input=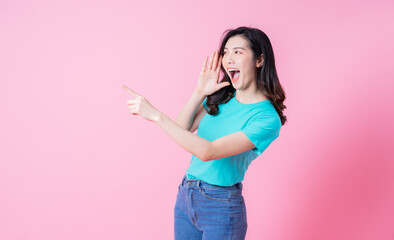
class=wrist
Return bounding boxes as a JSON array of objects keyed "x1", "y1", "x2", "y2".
[
  {"x1": 154, "y1": 111, "x2": 164, "y2": 123},
  {"x1": 193, "y1": 88, "x2": 207, "y2": 100}
]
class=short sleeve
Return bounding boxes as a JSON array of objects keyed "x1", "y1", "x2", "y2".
[
  {"x1": 241, "y1": 116, "x2": 281, "y2": 155},
  {"x1": 202, "y1": 97, "x2": 208, "y2": 110}
]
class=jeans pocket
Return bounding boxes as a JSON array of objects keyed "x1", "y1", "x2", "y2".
[
  {"x1": 199, "y1": 188, "x2": 232, "y2": 201},
  {"x1": 229, "y1": 190, "x2": 245, "y2": 201}
]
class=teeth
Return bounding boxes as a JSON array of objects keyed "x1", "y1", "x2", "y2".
[{"x1": 228, "y1": 69, "x2": 239, "y2": 79}]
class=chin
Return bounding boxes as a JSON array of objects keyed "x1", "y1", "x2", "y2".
[{"x1": 232, "y1": 84, "x2": 241, "y2": 90}]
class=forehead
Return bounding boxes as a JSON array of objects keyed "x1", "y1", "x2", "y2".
[{"x1": 224, "y1": 35, "x2": 249, "y2": 49}]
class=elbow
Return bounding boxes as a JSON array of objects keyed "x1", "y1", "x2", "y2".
[
  {"x1": 199, "y1": 155, "x2": 210, "y2": 162},
  {"x1": 200, "y1": 143, "x2": 214, "y2": 162},
  {"x1": 197, "y1": 152, "x2": 208, "y2": 162},
  {"x1": 199, "y1": 155, "x2": 209, "y2": 162}
]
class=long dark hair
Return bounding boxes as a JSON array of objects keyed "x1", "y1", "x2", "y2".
[{"x1": 205, "y1": 26, "x2": 287, "y2": 125}]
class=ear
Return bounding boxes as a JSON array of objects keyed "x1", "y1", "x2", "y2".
[{"x1": 255, "y1": 54, "x2": 264, "y2": 68}]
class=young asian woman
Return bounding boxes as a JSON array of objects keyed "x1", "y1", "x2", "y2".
[{"x1": 123, "y1": 26, "x2": 287, "y2": 240}]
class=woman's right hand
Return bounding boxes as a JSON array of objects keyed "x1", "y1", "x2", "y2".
[{"x1": 196, "y1": 49, "x2": 230, "y2": 96}]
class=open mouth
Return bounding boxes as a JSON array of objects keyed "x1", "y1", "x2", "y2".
[{"x1": 229, "y1": 70, "x2": 240, "y2": 82}]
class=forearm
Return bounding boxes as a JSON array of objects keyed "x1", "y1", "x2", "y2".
[
  {"x1": 175, "y1": 89, "x2": 206, "y2": 131},
  {"x1": 156, "y1": 110, "x2": 211, "y2": 161}
]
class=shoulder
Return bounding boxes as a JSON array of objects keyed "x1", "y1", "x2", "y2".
[{"x1": 248, "y1": 104, "x2": 282, "y2": 129}]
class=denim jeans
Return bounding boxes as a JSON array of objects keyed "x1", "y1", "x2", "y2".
[{"x1": 174, "y1": 175, "x2": 247, "y2": 240}]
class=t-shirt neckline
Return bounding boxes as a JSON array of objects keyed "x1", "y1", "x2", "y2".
[{"x1": 233, "y1": 90, "x2": 270, "y2": 107}]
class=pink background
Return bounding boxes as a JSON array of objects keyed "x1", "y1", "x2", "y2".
[{"x1": 1, "y1": 0, "x2": 393, "y2": 239}]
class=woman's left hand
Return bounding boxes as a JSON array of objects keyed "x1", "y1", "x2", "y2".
[{"x1": 122, "y1": 84, "x2": 161, "y2": 122}]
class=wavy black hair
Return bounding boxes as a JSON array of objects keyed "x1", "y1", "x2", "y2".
[{"x1": 205, "y1": 26, "x2": 287, "y2": 125}]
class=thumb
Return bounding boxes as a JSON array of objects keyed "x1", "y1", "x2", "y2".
[{"x1": 217, "y1": 82, "x2": 231, "y2": 89}]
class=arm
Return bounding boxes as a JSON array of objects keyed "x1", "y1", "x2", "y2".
[
  {"x1": 123, "y1": 49, "x2": 237, "y2": 160},
  {"x1": 175, "y1": 49, "x2": 228, "y2": 132},
  {"x1": 175, "y1": 89, "x2": 206, "y2": 132},
  {"x1": 122, "y1": 85, "x2": 255, "y2": 161},
  {"x1": 156, "y1": 112, "x2": 255, "y2": 161},
  {"x1": 189, "y1": 103, "x2": 207, "y2": 133}
]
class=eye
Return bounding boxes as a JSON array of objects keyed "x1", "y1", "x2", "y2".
[{"x1": 223, "y1": 51, "x2": 240, "y2": 55}]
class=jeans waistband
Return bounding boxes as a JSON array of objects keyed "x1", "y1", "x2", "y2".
[{"x1": 180, "y1": 175, "x2": 243, "y2": 191}]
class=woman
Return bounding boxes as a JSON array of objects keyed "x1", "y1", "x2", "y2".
[{"x1": 123, "y1": 26, "x2": 287, "y2": 240}]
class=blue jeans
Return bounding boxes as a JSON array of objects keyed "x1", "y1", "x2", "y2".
[{"x1": 174, "y1": 175, "x2": 247, "y2": 240}]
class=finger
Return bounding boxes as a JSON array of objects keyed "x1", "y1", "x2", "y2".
[
  {"x1": 215, "y1": 53, "x2": 222, "y2": 71},
  {"x1": 122, "y1": 84, "x2": 140, "y2": 97},
  {"x1": 210, "y1": 50, "x2": 217, "y2": 70},
  {"x1": 129, "y1": 108, "x2": 138, "y2": 115},
  {"x1": 217, "y1": 81, "x2": 231, "y2": 89},
  {"x1": 128, "y1": 105, "x2": 138, "y2": 112},
  {"x1": 201, "y1": 55, "x2": 208, "y2": 72},
  {"x1": 212, "y1": 49, "x2": 219, "y2": 71},
  {"x1": 208, "y1": 50, "x2": 215, "y2": 70},
  {"x1": 126, "y1": 99, "x2": 139, "y2": 104}
]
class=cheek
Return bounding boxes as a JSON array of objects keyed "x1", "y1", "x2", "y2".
[
  {"x1": 239, "y1": 61, "x2": 249, "y2": 73},
  {"x1": 242, "y1": 59, "x2": 256, "y2": 73}
]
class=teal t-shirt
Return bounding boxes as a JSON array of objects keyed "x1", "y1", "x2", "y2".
[{"x1": 185, "y1": 90, "x2": 282, "y2": 186}]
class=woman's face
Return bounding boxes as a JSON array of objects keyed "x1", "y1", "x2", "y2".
[{"x1": 222, "y1": 35, "x2": 263, "y2": 90}]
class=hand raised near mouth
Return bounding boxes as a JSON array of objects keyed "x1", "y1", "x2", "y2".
[{"x1": 196, "y1": 49, "x2": 230, "y2": 96}]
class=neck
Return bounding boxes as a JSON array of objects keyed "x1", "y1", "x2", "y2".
[{"x1": 235, "y1": 87, "x2": 268, "y2": 104}]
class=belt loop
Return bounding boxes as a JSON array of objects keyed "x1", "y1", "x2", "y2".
[
  {"x1": 196, "y1": 180, "x2": 201, "y2": 189},
  {"x1": 182, "y1": 175, "x2": 186, "y2": 186},
  {"x1": 237, "y1": 182, "x2": 243, "y2": 191}
]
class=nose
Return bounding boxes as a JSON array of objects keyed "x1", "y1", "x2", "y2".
[{"x1": 225, "y1": 53, "x2": 235, "y2": 65}]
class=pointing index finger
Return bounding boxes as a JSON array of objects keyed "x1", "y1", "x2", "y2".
[{"x1": 122, "y1": 84, "x2": 139, "y2": 97}]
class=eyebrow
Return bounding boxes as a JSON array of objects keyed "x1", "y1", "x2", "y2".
[{"x1": 224, "y1": 47, "x2": 246, "y2": 50}]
